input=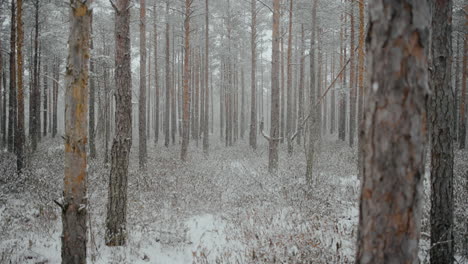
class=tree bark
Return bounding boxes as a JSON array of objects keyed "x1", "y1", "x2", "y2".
[
  {"x1": 8, "y1": 0, "x2": 16, "y2": 154},
  {"x1": 62, "y1": 1, "x2": 91, "y2": 262},
  {"x1": 106, "y1": 0, "x2": 132, "y2": 246},
  {"x1": 460, "y1": 24, "x2": 467, "y2": 149},
  {"x1": 430, "y1": 1, "x2": 454, "y2": 263},
  {"x1": 355, "y1": 0, "x2": 430, "y2": 262},
  {"x1": 16, "y1": 0, "x2": 25, "y2": 172},
  {"x1": 306, "y1": 0, "x2": 318, "y2": 184},
  {"x1": 286, "y1": 0, "x2": 293, "y2": 155},
  {"x1": 43, "y1": 63, "x2": 48, "y2": 137},
  {"x1": 153, "y1": 2, "x2": 159, "y2": 145},
  {"x1": 357, "y1": 0, "x2": 365, "y2": 179},
  {"x1": 181, "y1": 0, "x2": 191, "y2": 161},
  {"x1": 30, "y1": 0, "x2": 40, "y2": 151},
  {"x1": 249, "y1": 0, "x2": 257, "y2": 150},
  {"x1": 349, "y1": 0, "x2": 356, "y2": 147},
  {"x1": 203, "y1": 0, "x2": 209, "y2": 153},
  {"x1": 89, "y1": 13, "x2": 96, "y2": 159},
  {"x1": 139, "y1": 0, "x2": 147, "y2": 168},
  {"x1": 164, "y1": 0, "x2": 170, "y2": 148},
  {"x1": 338, "y1": 3, "x2": 346, "y2": 142}
]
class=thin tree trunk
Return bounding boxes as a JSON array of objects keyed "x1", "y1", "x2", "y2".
[
  {"x1": 240, "y1": 67, "x2": 245, "y2": 139},
  {"x1": 280, "y1": 25, "x2": 285, "y2": 144},
  {"x1": 355, "y1": 0, "x2": 430, "y2": 262},
  {"x1": 153, "y1": 2, "x2": 159, "y2": 145},
  {"x1": 460, "y1": 27, "x2": 467, "y2": 149},
  {"x1": 357, "y1": 0, "x2": 365, "y2": 179},
  {"x1": 164, "y1": 0, "x2": 170, "y2": 148},
  {"x1": 181, "y1": 0, "x2": 191, "y2": 161},
  {"x1": 306, "y1": 0, "x2": 317, "y2": 184},
  {"x1": 88, "y1": 12, "x2": 96, "y2": 159},
  {"x1": 286, "y1": 0, "x2": 293, "y2": 155},
  {"x1": 30, "y1": 0, "x2": 39, "y2": 151},
  {"x1": 43, "y1": 63, "x2": 48, "y2": 137},
  {"x1": 203, "y1": 0, "x2": 209, "y2": 153},
  {"x1": 8, "y1": 0, "x2": 16, "y2": 153},
  {"x1": 106, "y1": 0, "x2": 132, "y2": 246},
  {"x1": 338, "y1": 3, "x2": 346, "y2": 142},
  {"x1": 139, "y1": 0, "x2": 147, "y2": 168},
  {"x1": 16, "y1": 0, "x2": 25, "y2": 172},
  {"x1": 249, "y1": 0, "x2": 257, "y2": 150},
  {"x1": 52, "y1": 58, "x2": 59, "y2": 138},
  {"x1": 61, "y1": 1, "x2": 91, "y2": 262},
  {"x1": 349, "y1": 0, "x2": 356, "y2": 147}
]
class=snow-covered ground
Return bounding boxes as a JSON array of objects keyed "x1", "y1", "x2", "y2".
[{"x1": 0, "y1": 137, "x2": 467, "y2": 263}]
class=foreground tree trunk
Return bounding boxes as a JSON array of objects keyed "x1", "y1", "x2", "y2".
[
  {"x1": 30, "y1": 0, "x2": 40, "y2": 151},
  {"x1": 430, "y1": 1, "x2": 454, "y2": 263},
  {"x1": 249, "y1": 0, "x2": 257, "y2": 150},
  {"x1": 180, "y1": 0, "x2": 191, "y2": 161},
  {"x1": 61, "y1": 1, "x2": 91, "y2": 262},
  {"x1": 268, "y1": 0, "x2": 280, "y2": 172},
  {"x1": 139, "y1": 0, "x2": 147, "y2": 168},
  {"x1": 348, "y1": 0, "x2": 356, "y2": 147},
  {"x1": 16, "y1": 0, "x2": 25, "y2": 172},
  {"x1": 106, "y1": 0, "x2": 132, "y2": 246},
  {"x1": 355, "y1": 0, "x2": 430, "y2": 263}
]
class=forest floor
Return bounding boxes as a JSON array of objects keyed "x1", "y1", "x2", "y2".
[{"x1": 0, "y1": 136, "x2": 467, "y2": 264}]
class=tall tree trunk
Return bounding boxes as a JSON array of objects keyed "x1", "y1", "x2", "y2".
[
  {"x1": 62, "y1": 1, "x2": 91, "y2": 262},
  {"x1": 164, "y1": 0, "x2": 170, "y2": 148},
  {"x1": 330, "y1": 32, "x2": 336, "y2": 135},
  {"x1": 280, "y1": 25, "x2": 285, "y2": 144},
  {"x1": 203, "y1": 0, "x2": 209, "y2": 153},
  {"x1": 153, "y1": 2, "x2": 159, "y2": 145},
  {"x1": 454, "y1": 34, "x2": 460, "y2": 141},
  {"x1": 348, "y1": 0, "x2": 356, "y2": 147},
  {"x1": 8, "y1": 0, "x2": 16, "y2": 154},
  {"x1": 306, "y1": 0, "x2": 317, "y2": 184},
  {"x1": 30, "y1": 0, "x2": 39, "y2": 151},
  {"x1": 286, "y1": 0, "x2": 293, "y2": 155},
  {"x1": 89, "y1": 14, "x2": 96, "y2": 159},
  {"x1": 1, "y1": 69, "x2": 5, "y2": 148},
  {"x1": 52, "y1": 58, "x2": 59, "y2": 138},
  {"x1": 249, "y1": 0, "x2": 257, "y2": 150},
  {"x1": 355, "y1": 0, "x2": 430, "y2": 262},
  {"x1": 43, "y1": 63, "x2": 48, "y2": 137},
  {"x1": 338, "y1": 4, "x2": 346, "y2": 142},
  {"x1": 16, "y1": 0, "x2": 25, "y2": 172},
  {"x1": 106, "y1": 0, "x2": 132, "y2": 246},
  {"x1": 357, "y1": 0, "x2": 365, "y2": 179},
  {"x1": 460, "y1": 26, "x2": 467, "y2": 149},
  {"x1": 268, "y1": 0, "x2": 280, "y2": 171},
  {"x1": 181, "y1": 0, "x2": 191, "y2": 161},
  {"x1": 240, "y1": 67, "x2": 245, "y2": 139},
  {"x1": 430, "y1": 1, "x2": 454, "y2": 263},
  {"x1": 139, "y1": 0, "x2": 147, "y2": 168},
  {"x1": 171, "y1": 34, "x2": 176, "y2": 145}
]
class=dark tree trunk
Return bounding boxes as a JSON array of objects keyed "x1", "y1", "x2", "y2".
[
  {"x1": 52, "y1": 58, "x2": 59, "y2": 138},
  {"x1": 16, "y1": 0, "x2": 25, "y2": 172},
  {"x1": 460, "y1": 27, "x2": 467, "y2": 149},
  {"x1": 43, "y1": 63, "x2": 48, "y2": 137},
  {"x1": 89, "y1": 14, "x2": 96, "y2": 159},
  {"x1": 62, "y1": 1, "x2": 91, "y2": 263},
  {"x1": 106, "y1": 0, "x2": 132, "y2": 247},
  {"x1": 8, "y1": 0, "x2": 16, "y2": 154},
  {"x1": 430, "y1": 1, "x2": 454, "y2": 263},
  {"x1": 355, "y1": 0, "x2": 430, "y2": 262},
  {"x1": 30, "y1": 0, "x2": 39, "y2": 151},
  {"x1": 297, "y1": 24, "x2": 304, "y2": 145},
  {"x1": 139, "y1": 0, "x2": 147, "y2": 168}
]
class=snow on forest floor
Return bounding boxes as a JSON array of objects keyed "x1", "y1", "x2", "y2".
[{"x1": 0, "y1": 137, "x2": 467, "y2": 264}]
